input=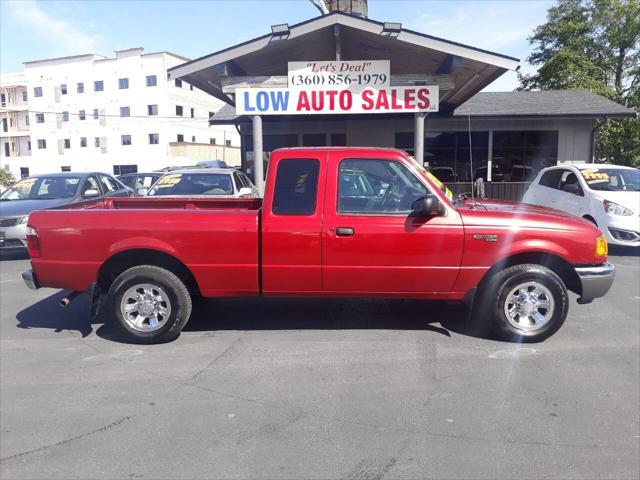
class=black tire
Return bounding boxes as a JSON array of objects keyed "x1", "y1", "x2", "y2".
[
  {"x1": 106, "y1": 265, "x2": 192, "y2": 344},
  {"x1": 477, "y1": 264, "x2": 569, "y2": 342}
]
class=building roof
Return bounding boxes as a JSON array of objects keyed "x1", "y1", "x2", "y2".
[
  {"x1": 168, "y1": 11, "x2": 520, "y2": 111},
  {"x1": 454, "y1": 90, "x2": 636, "y2": 119},
  {"x1": 209, "y1": 90, "x2": 636, "y2": 125}
]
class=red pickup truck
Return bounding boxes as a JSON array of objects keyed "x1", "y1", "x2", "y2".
[{"x1": 22, "y1": 147, "x2": 614, "y2": 344}]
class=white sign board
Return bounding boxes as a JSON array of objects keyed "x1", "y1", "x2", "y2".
[
  {"x1": 288, "y1": 60, "x2": 390, "y2": 90},
  {"x1": 235, "y1": 86, "x2": 439, "y2": 115}
]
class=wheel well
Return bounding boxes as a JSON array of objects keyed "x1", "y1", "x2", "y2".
[
  {"x1": 479, "y1": 252, "x2": 581, "y2": 296},
  {"x1": 97, "y1": 249, "x2": 201, "y2": 296},
  {"x1": 583, "y1": 215, "x2": 597, "y2": 226}
]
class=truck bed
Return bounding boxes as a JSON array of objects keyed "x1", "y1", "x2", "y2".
[{"x1": 29, "y1": 197, "x2": 262, "y2": 296}]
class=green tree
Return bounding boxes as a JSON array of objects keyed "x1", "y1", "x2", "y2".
[
  {"x1": 0, "y1": 168, "x2": 14, "y2": 186},
  {"x1": 520, "y1": 0, "x2": 640, "y2": 165}
]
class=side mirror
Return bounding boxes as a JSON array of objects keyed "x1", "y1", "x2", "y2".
[
  {"x1": 411, "y1": 194, "x2": 442, "y2": 217},
  {"x1": 82, "y1": 188, "x2": 100, "y2": 198},
  {"x1": 238, "y1": 187, "x2": 253, "y2": 197},
  {"x1": 562, "y1": 183, "x2": 583, "y2": 196},
  {"x1": 136, "y1": 188, "x2": 149, "y2": 196}
]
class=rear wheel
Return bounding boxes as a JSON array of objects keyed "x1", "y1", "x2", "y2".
[
  {"x1": 106, "y1": 265, "x2": 192, "y2": 344},
  {"x1": 479, "y1": 264, "x2": 569, "y2": 342}
]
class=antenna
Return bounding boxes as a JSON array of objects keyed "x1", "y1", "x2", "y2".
[{"x1": 467, "y1": 103, "x2": 475, "y2": 207}]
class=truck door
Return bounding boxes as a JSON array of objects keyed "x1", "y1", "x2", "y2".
[
  {"x1": 261, "y1": 152, "x2": 326, "y2": 294},
  {"x1": 322, "y1": 153, "x2": 464, "y2": 295}
]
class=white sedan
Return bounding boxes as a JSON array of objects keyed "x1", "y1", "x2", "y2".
[{"x1": 522, "y1": 164, "x2": 640, "y2": 247}]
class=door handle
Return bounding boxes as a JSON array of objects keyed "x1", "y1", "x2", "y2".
[{"x1": 335, "y1": 227, "x2": 354, "y2": 236}]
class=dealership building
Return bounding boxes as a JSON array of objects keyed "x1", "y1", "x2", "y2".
[{"x1": 167, "y1": 9, "x2": 635, "y2": 196}]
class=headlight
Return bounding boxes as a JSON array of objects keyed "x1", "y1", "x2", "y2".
[
  {"x1": 17, "y1": 215, "x2": 29, "y2": 225},
  {"x1": 603, "y1": 200, "x2": 633, "y2": 216}
]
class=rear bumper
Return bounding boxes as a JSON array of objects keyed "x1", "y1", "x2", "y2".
[
  {"x1": 22, "y1": 269, "x2": 40, "y2": 290},
  {"x1": 575, "y1": 263, "x2": 615, "y2": 304}
]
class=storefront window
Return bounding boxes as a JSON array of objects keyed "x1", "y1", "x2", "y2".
[{"x1": 492, "y1": 131, "x2": 558, "y2": 181}]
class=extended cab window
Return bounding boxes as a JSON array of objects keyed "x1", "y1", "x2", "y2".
[
  {"x1": 272, "y1": 159, "x2": 319, "y2": 215},
  {"x1": 338, "y1": 159, "x2": 427, "y2": 214}
]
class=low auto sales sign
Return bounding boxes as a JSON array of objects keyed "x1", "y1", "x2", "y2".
[{"x1": 235, "y1": 60, "x2": 439, "y2": 115}]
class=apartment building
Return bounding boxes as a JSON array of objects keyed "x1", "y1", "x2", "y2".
[
  {"x1": 0, "y1": 48, "x2": 239, "y2": 178},
  {"x1": 0, "y1": 72, "x2": 31, "y2": 176}
]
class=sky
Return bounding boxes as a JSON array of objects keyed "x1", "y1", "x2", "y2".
[{"x1": 0, "y1": 0, "x2": 556, "y2": 92}]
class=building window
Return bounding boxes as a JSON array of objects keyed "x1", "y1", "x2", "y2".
[
  {"x1": 33, "y1": 87, "x2": 43, "y2": 97},
  {"x1": 25, "y1": 115, "x2": 30, "y2": 126},
  {"x1": 3, "y1": 143, "x2": 9, "y2": 157},
  {"x1": 189, "y1": 84, "x2": 194, "y2": 91},
  {"x1": 492, "y1": 131, "x2": 559, "y2": 181},
  {"x1": 62, "y1": 111, "x2": 69, "y2": 122},
  {"x1": 22, "y1": 91, "x2": 28, "y2": 102},
  {"x1": 94, "y1": 80, "x2": 104, "y2": 92},
  {"x1": 190, "y1": 108, "x2": 195, "y2": 118},
  {"x1": 149, "y1": 133, "x2": 159, "y2": 144},
  {"x1": 118, "y1": 78, "x2": 129, "y2": 89},
  {"x1": 93, "y1": 109, "x2": 99, "y2": 120},
  {"x1": 120, "y1": 106, "x2": 130, "y2": 117},
  {"x1": 94, "y1": 137, "x2": 100, "y2": 147},
  {"x1": 37, "y1": 139, "x2": 46, "y2": 149},
  {"x1": 20, "y1": 167, "x2": 30, "y2": 178},
  {"x1": 303, "y1": 134, "x2": 326, "y2": 147},
  {"x1": 1, "y1": 118, "x2": 6, "y2": 132},
  {"x1": 225, "y1": 139, "x2": 232, "y2": 147},
  {"x1": 80, "y1": 137, "x2": 87, "y2": 147},
  {"x1": 27, "y1": 141, "x2": 31, "y2": 150},
  {"x1": 210, "y1": 138, "x2": 216, "y2": 145},
  {"x1": 177, "y1": 134, "x2": 184, "y2": 142},
  {"x1": 61, "y1": 166, "x2": 71, "y2": 172},
  {"x1": 175, "y1": 79, "x2": 182, "y2": 88},
  {"x1": 77, "y1": 82, "x2": 84, "y2": 93},
  {"x1": 113, "y1": 165, "x2": 138, "y2": 175},
  {"x1": 147, "y1": 104, "x2": 158, "y2": 116},
  {"x1": 175, "y1": 105, "x2": 183, "y2": 116},
  {"x1": 330, "y1": 133, "x2": 346, "y2": 146},
  {"x1": 63, "y1": 139, "x2": 71, "y2": 149},
  {"x1": 191, "y1": 135, "x2": 196, "y2": 142},
  {"x1": 121, "y1": 135, "x2": 132, "y2": 146},
  {"x1": 146, "y1": 75, "x2": 157, "y2": 87},
  {"x1": 60, "y1": 84, "x2": 68, "y2": 95},
  {"x1": 79, "y1": 110, "x2": 86, "y2": 120}
]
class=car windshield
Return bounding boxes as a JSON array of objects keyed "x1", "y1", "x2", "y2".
[
  {"x1": 579, "y1": 168, "x2": 640, "y2": 192},
  {"x1": 0, "y1": 176, "x2": 81, "y2": 201},
  {"x1": 147, "y1": 173, "x2": 234, "y2": 196}
]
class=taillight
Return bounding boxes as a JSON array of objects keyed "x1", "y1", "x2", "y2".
[{"x1": 26, "y1": 225, "x2": 41, "y2": 258}]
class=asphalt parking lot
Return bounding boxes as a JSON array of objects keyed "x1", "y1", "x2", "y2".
[{"x1": 0, "y1": 249, "x2": 638, "y2": 480}]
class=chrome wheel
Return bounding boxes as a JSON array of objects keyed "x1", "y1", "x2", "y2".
[
  {"x1": 120, "y1": 283, "x2": 172, "y2": 332},
  {"x1": 503, "y1": 281, "x2": 555, "y2": 333}
]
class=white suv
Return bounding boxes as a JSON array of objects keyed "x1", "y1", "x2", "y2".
[{"x1": 522, "y1": 164, "x2": 640, "y2": 247}]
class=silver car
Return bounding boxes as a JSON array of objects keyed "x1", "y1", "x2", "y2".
[
  {"x1": 145, "y1": 168, "x2": 259, "y2": 198},
  {"x1": 0, "y1": 172, "x2": 132, "y2": 250}
]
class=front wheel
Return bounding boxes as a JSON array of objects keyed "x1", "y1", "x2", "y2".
[
  {"x1": 106, "y1": 265, "x2": 192, "y2": 344},
  {"x1": 479, "y1": 264, "x2": 569, "y2": 342}
]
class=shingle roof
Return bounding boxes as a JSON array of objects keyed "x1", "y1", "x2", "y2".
[
  {"x1": 209, "y1": 90, "x2": 636, "y2": 124},
  {"x1": 454, "y1": 90, "x2": 636, "y2": 118}
]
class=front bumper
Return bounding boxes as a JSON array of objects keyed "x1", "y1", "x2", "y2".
[
  {"x1": 601, "y1": 216, "x2": 640, "y2": 247},
  {"x1": 22, "y1": 269, "x2": 40, "y2": 290},
  {"x1": 575, "y1": 263, "x2": 615, "y2": 304},
  {"x1": 0, "y1": 223, "x2": 27, "y2": 249}
]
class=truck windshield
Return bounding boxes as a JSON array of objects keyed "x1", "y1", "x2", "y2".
[
  {"x1": 147, "y1": 173, "x2": 234, "y2": 196},
  {"x1": 0, "y1": 177, "x2": 81, "y2": 201},
  {"x1": 579, "y1": 168, "x2": 640, "y2": 192}
]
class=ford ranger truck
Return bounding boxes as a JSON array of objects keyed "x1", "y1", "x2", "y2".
[{"x1": 22, "y1": 147, "x2": 615, "y2": 344}]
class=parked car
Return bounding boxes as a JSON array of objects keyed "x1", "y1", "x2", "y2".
[
  {"x1": 196, "y1": 160, "x2": 229, "y2": 168},
  {"x1": 23, "y1": 148, "x2": 613, "y2": 344},
  {"x1": 474, "y1": 165, "x2": 504, "y2": 182},
  {"x1": 430, "y1": 167, "x2": 459, "y2": 183},
  {"x1": 117, "y1": 173, "x2": 163, "y2": 196},
  {"x1": 522, "y1": 164, "x2": 640, "y2": 247},
  {"x1": 145, "y1": 168, "x2": 259, "y2": 198},
  {"x1": 0, "y1": 172, "x2": 132, "y2": 250}
]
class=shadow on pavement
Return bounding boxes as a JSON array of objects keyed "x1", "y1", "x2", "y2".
[
  {"x1": 16, "y1": 291, "x2": 501, "y2": 343},
  {"x1": 0, "y1": 249, "x2": 29, "y2": 261},
  {"x1": 609, "y1": 245, "x2": 640, "y2": 257}
]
